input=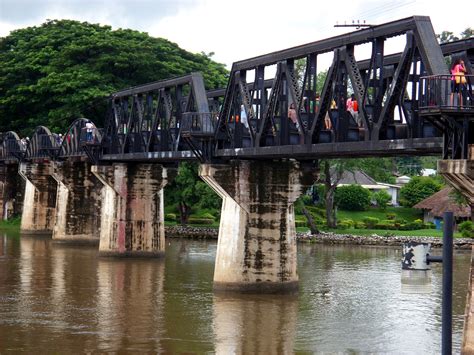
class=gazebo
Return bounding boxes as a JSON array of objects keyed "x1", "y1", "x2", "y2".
[{"x1": 414, "y1": 187, "x2": 472, "y2": 228}]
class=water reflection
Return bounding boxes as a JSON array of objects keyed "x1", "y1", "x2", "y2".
[
  {"x1": 0, "y1": 235, "x2": 471, "y2": 353},
  {"x1": 401, "y1": 269, "x2": 432, "y2": 294},
  {"x1": 0, "y1": 233, "x2": 5, "y2": 256},
  {"x1": 213, "y1": 294, "x2": 298, "y2": 354},
  {"x1": 96, "y1": 259, "x2": 166, "y2": 352}
]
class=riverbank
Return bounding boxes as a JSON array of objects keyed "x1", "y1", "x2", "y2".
[{"x1": 165, "y1": 225, "x2": 474, "y2": 250}]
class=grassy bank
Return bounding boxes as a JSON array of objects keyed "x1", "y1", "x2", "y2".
[
  {"x1": 319, "y1": 228, "x2": 462, "y2": 238},
  {"x1": 0, "y1": 217, "x2": 21, "y2": 231}
]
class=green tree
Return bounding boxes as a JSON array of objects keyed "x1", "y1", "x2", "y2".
[
  {"x1": 395, "y1": 156, "x2": 423, "y2": 176},
  {"x1": 165, "y1": 162, "x2": 221, "y2": 225},
  {"x1": 373, "y1": 190, "x2": 391, "y2": 210},
  {"x1": 399, "y1": 176, "x2": 443, "y2": 207},
  {"x1": 335, "y1": 184, "x2": 371, "y2": 211},
  {"x1": 0, "y1": 19, "x2": 228, "y2": 135}
]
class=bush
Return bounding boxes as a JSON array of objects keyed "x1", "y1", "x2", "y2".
[
  {"x1": 337, "y1": 221, "x2": 351, "y2": 230},
  {"x1": 399, "y1": 176, "x2": 442, "y2": 207},
  {"x1": 165, "y1": 213, "x2": 177, "y2": 221},
  {"x1": 295, "y1": 219, "x2": 307, "y2": 228},
  {"x1": 352, "y1": 221, "x2": 364, "y2": 229},
  {"x1": 340, "y1": 219, "x2": 355, "y2": 228},
  {"x1": 373, "y1": 190, "x2": 391, "y2": 209},
  {"x1": 363, "y1": 217, "x2": 379, "y2": 229},
  {"x1": 459, "y1": 221, "x2": 474, "y2": 238},
  {"x1": 386, "y1": 212, "x2": 396, "y2": 220},
  {"x1": 425, "y1": 222, "x2": 436, "y2": 229},
  {"x1": 336, "y1": 185, "x2": 371, "y2": 211},
  {"x1": 187, "y1": 217, "x2": 214, "y2": 225},
  {"x1": 198, "y1": 212, "x2": 216, "y2": 220}
]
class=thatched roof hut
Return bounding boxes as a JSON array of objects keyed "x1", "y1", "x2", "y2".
[{"x1": 414, "y1": 187, "x2": 471, "y2": 219}]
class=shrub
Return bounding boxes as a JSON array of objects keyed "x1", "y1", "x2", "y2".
[
  {"x1": 199, "y1": 212, "x2": 216, "y2": 220},
  {"x1": 459, "y1": 221, "x2": 474, "y2": 238},
  {"x1": 340, "y1": 219, "x2": 355, "y2": 228},
  {"x1": 425, "y1": 222, "x2": 436, "y2": 229},
  {"x1": 187, "y1": 217, "x2": 214, "y2": 225},
  {"x1": 165, "y1": 213, "x2": 177, "y2": 221},
  {"x1": 386, "y1": 212, "x2": 396, "y2": 220},
  {"x1": 336, "y1": 185, "x2": 371, "y2": 211},
  {"x1": 354, "y1": 221, "x2": 366, "y2": 229},
  {"x1": 363, "y1": 217, "x2": 379, "y2": 229},
  {"x1": 399, "y1": 176, "x2": 442, "y2": 207},
  {"x1": 337, "y1": 221, "x2": 351, "y2": 230},
  {"x1": 295, "y1": 219, "x2": 307, "y2": 228},
  {"x1": 373, "y1": 190, "x2": 391, "y2": 209}
]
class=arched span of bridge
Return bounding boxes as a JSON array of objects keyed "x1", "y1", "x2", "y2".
[
  {"x1": 58, "y1": 118, "x2": 100, "y2": 158},
  {"x1": 25, "y1": 126, "x2": 57, "y2": 160},
  {"x1": 1, "y1": 131, "x2": 23, "y2": 161}
]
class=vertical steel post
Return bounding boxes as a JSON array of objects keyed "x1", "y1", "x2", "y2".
[{"x1": 442, "y1": 211, "x2": 453, "y2": 355}]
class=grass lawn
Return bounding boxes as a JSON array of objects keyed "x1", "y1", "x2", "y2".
[
  {"x1": 321, "y1": 228, "x2": 463, "y2": 238},
  {"x1": 337, "y1": 206, "x2": 423, "y2": 223}
]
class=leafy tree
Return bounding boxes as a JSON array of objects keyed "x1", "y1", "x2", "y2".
[
  {"x1": 394, "y1": 156, "x2": 423, "y2": 176},
  {"x1": 373, "y1": 190, "x2": 391, "y2": 210},
  {"x1": 399, "y1": 176, "x2": 442, "y2": 207},
  {"x1": 165, "y1": 162, "x2": 221, "y2": 225},
  {"x1": 0, "y1": 19, "x2": 228, "y2": 135},
  {"x1": 335, "y1": 184, "x2": 371, "y2": 211},
  {"x1": 437, "y1": 27, "x2": 473, "y2": 44}
]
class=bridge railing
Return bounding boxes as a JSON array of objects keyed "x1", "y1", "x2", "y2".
[
  {"x1": 419, "y1": 74, "x2": 474, "y2": 111},
  {"x1": 3, "y1": 138, "x2": 26, "y2": 160},
  {"x1": 181, "y1": 112, "x2": 215, "y2": 138},
  {"x1": 79, "y1": 127, "x2": 102, "y2": 146}
]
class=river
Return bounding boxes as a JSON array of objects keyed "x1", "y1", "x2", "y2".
[{"x1": 0, "y1": 231, "x2": 470, "y2": 353}]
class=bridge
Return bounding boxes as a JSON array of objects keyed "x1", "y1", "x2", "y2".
[{"x1": 0, "y1": 16, "x2": 473, "y2": 293}]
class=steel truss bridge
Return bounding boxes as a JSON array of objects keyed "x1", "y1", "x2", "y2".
[{"x1": 1, "y1": 16, "x2": 473, "y2": 164}]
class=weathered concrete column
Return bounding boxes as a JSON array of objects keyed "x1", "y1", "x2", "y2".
[
  {"x1": 200, "y1": 160, "x2": 317, "y2": 293},
  {"x1": 19, "y1": 161, "x2": 57, "y2": 235},
  {"x1": 0, "y1": 163, "x2": 24, "y2": 220},
  {"x1": 92, "y1": 163, "x2": 173, "y2": 257},
  {"x1": 51, "y1": 159, "x2": 102, "y2": 244}
]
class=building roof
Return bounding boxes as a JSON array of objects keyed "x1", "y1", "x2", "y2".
[
  {"x1": 336, "y1": 170, "x2": 377, "y2": 185},
  {"x1": 413, "y1": 187, "x2": 471, "y2": 218}
]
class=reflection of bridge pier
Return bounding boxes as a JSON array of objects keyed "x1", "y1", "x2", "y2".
[
  {"x1": 213, "y1": 294, "x2": 298, "y2": 353},
  {"x1": 96, "y1": 258, "x2": 165, "y2": 350},
  {"x1": 19, "y1": 162, "x2": 57, "y2": 235},
  {"x1": 92, "y1": 163, "x2": 174, "y2": 257},
  {"x1": 200, "y1": 160, "x2": 316, "y2": 293},
  {"x1": 51, "y1": 160, "x2": 101, "y2": 244}
]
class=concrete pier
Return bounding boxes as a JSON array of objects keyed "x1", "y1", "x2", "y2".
[
  {"x1": 51, "y1": 159, "x2": 102, "y2": 244},
  {"x1": 92, "y1": 163, "x2": 173, "y2": 257},
  {"x1": 0, "y1": 163, "x2": 24, "y2": 220},
  {"x1": 19, "y1": 161, "x2": 57, "y2": 235},
  {"x1": 200, "y1": 160, "x2": 317, "y2": 293}
]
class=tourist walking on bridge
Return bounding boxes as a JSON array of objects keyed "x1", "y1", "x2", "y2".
[{"x1": 450, "y1": 59, "x2": 467, "y2": 107}]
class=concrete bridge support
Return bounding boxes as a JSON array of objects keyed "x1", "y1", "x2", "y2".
[
  {"x1": 0, "y1": 163, "x2": 24, "y2": 220},
  {"x1": 51, "y1": 159, "x2": 102, "y2": 244},
  {"x1": 19, "y1": 161, "x2": 57, "y2": 235},
  {"x1": 200, "y1": 160, "x2": 317, "y2": 293},
  {"x1": 92, "y1": 163, "x2": 173, "y2": 257}
]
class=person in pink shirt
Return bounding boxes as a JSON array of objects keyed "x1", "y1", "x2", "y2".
[{"x1": 450, "y1": 58, "x2": 466, "y2": 106}]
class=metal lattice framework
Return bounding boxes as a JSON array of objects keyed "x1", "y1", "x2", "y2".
[
  {"x1": 0, "y1": 131, "x2": 24, "y2": 161},
  {"x1": 100, "y1": 72, "x2": 211, "y2": 162},
  {"x1": 0, "y1": 17, "x2": 472, "y2": 164},
  {"x1": 58, "y1": 118, "x2": 99, "y2": 159},
  {"x1": 24, "y1": 126, "x2": 58, "y2": 160},
  {"x1": 213, "y1": 16, "x2": 453, "y2": 159}
]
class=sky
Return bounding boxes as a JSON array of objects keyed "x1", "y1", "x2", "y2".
[{"x1": 0, "y1": 0, "x2": 472, "y2": 70}]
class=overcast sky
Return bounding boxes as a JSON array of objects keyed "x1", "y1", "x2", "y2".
[{"x1": 0, "y1": 0, "x2": 472, "y2": 69}]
